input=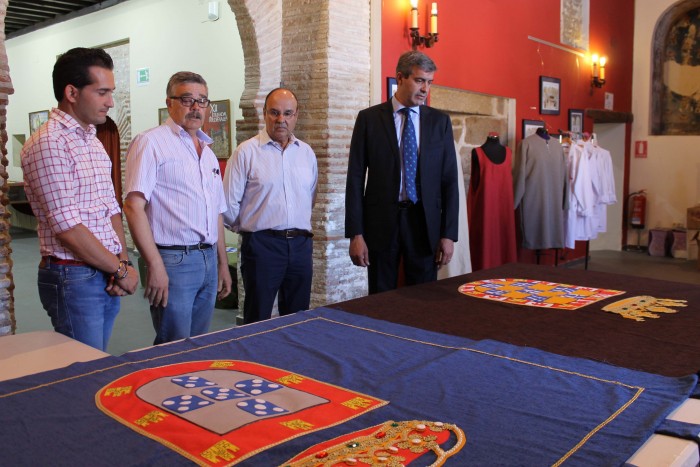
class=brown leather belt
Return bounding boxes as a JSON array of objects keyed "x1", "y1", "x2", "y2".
[{"x1": 40, "y1": 256, "x2": 87, "y2": 267}]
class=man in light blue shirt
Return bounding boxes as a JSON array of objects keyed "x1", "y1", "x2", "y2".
[{"x1": 223, "y1": 88, "x2": 317, "y2": 323}]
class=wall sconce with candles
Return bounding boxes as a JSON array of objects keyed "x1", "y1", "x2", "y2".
[
  {"x1": 591, "y1": 54, "x2": 607, "y2": 87},
  {"x1": 410, "y1": 0, "x2": 439, "y2": 49}
]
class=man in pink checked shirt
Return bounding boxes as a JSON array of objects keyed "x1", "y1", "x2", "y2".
[{"x1": 21, "y1": 47, "x2": 138, "y2": 351}]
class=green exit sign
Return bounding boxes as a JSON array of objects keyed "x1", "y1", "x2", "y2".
[{"x1": 136, "y1": 67, "x2": 150, "y2": 86}]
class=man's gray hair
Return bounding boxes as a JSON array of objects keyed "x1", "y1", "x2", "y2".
[
  {"x1": 166, "y1": 71, "x2": 207, "y2": 96},
  {"x1": 396, "y1": 51, "x2": 437, "y2": 77}
]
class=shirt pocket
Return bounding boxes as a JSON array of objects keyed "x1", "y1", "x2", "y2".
[{"x1": 157, "y1": 159, "x2": 189, "y2": 187}]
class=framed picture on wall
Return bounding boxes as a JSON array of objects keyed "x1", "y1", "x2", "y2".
[
  {"x1": 539, "y1": 76, "x2": 561, "y2": 115},
  {"x1": 203, "y1": 99, "x2": 232, "y2": 160},
  {"x1": 28, "y1": 110, "x2": 49, "y2": 135},
  {"x1": 568, "y1": 109, "x2": 584, "y2": 134},
  {"x1": 386, "y1": 77, "x2": 398, "y2": 99},
  {"x1": 522, "y1": 119, "x2": 545, "y2": 139},
  {"x1": 158, "y1": 108, "x2": 169, "y2": 125}
]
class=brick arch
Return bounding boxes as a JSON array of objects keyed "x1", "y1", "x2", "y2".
[{"x1": 228, "y1": 0, "x2": 282, "y2": 143}]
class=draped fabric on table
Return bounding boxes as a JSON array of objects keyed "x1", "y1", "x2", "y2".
[
  {"x1": 0, "y1": 307, "x2": 696, "y2": 466},
  {"x1": 332, "y1": 263, "x2": 700, "y2": 378}
]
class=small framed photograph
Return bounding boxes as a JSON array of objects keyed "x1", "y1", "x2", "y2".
[
  {"x1": 28, "y1": 110, "x2": 49, "y2": 135},
  {"x1": 386, "y1": 77, "x2": 398, "y2": 99},
  {"x1": 158, "y1": 108, "x2": 169, "y2": 125},
  {"x1": 522, "y1": 119, "x2": 545, "y2": 139},
  {"x1": 568, "y1": 109, "x2": 584, "y2": 134},
  {"x1": 539, "y1": 76, "x2": 561, "y2": 115}
]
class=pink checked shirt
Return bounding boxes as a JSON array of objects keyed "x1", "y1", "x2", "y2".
[{"x1": 21, "y1": 109, "x2": 123, "y2": 260}]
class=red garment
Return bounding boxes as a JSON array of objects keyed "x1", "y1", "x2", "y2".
[{"x1": 468, "y1": 147, "x2": 517, "y2": 270}]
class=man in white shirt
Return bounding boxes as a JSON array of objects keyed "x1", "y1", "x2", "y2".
[
  {"x1": 223, "y1": 88, "x2": 317, "y2": 323},
  {"x1": 124, "y1": 71, "x2": 232, "y2": 344}
]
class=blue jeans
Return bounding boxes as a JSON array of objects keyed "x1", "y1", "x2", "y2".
[
  {"x1": 150, "y1": 247, "x2": 218, "y2": 345},
  {"x1": 38, "y1": 260, "x2": 120, "y2": 351}
]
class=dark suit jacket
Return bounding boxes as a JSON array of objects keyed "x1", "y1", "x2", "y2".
[{"x1": 345, "y1": 100, "x2": 459, "y2": 253}]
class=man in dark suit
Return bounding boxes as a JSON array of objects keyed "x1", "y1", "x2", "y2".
[{"x1": 345, "y1": 51, "x2": 459, "y2": 294}]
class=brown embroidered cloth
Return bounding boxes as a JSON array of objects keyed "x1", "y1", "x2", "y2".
[{"x1": 329, "y1": 263, "x2": 700, "y2": 377}]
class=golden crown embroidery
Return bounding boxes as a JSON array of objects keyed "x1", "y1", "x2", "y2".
[{"x1": 602, "y1": 296, "x2": 688, "y2": 321}]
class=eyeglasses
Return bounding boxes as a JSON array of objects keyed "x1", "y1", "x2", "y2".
[
  {"x1": 266, "y1": 109, "x2": 297, "y2": 119},
  {"x1": 169, "y1": 96, "x2": 211, "y2": 108}
]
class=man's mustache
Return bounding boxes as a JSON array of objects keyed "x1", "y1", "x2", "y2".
[{"x1": 187, "y1": 112, "x2": 202, "y2": 119}]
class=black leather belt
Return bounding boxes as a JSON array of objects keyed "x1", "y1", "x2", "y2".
[
  {"x1": 156, "y1": 243, "x2": 213, "y2": 251},
  {"x1": 261, "y1": 229, "x2": 313, "y2": 239}
]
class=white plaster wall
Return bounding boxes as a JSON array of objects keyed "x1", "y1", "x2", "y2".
[
  {"x1": 632, "y1": 0, "x2": 700, "y2": 237},
  {"x1": 4, "y1": 0, "x2": 244, "y2": 181}
]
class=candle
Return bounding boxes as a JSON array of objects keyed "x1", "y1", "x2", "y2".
[
  {"x1": 430, "y1": 3, "x2": 438, "y2": 34},
  {"x1": 591, "y1": 54, "x2": 599, "y2": 78},
  {"x1": 599, "y1": 56, "x2": 607, "y2": 81},
  {"x1": 410, "y1": 0, "x2": 418, "y2": 29}
]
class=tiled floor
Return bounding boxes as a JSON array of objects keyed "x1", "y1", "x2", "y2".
[{"x1": 8, "y1": 230, "x2": 699, "y2": 355}]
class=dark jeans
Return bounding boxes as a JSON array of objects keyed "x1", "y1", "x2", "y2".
[{"x1": 240, "y1": 231, "x2": 313, "y2": 324}]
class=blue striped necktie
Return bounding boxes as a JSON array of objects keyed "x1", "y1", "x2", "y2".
[{"x1": 399, "y1": 107, "x2": 419, "y2": 203}]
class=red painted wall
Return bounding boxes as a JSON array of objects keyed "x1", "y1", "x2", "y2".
[
  {"x1": 381, "y1": 0, "x2": 634, "y2": 141},
  {"x1": 381, "y1": 0, "x2": 635, "y2": 265}
]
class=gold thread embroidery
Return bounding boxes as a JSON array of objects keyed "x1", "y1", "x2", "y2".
[
  {"x1": 278, "y1": 374, "x2": 304, "y2": 385},
  {"x1": 134, "y1": 410, "x2": 168, "y2": 427},
  {"x1": 104, "y1": 386, "x2": 131, "y2": 397},
  {"x1": 284, "y1": 420, "x2": 465, "y2": 467},
  {"x1": 201, "y1": 440, "x2": 239, "y2": 463},
  {"x1": 602, "y1": 296, "x2": 688, "y2": 321},
  {"x1": 209, "y1": 361, "x2": 235, "y2": 368},
  {"x1": 342, "y1": 397, "x2": 373, "y2": 410},
  {"x1": 280, "y1": 419, "x2": 314, "y2": 431}
]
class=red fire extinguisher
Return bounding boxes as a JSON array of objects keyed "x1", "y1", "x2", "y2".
[{"x1": 629, "y1": 190, "x2": 647, "y2": 229}]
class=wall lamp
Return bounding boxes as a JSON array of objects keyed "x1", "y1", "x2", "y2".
[
  {"x1": 410, "y1": 1, "x2": 439, "y2": 49},
  {"x1": 591, "y1": 54, "x2": 607, "y2": 87}
]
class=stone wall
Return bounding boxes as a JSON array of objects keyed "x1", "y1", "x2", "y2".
[
  {"x1": 0, "y1": 0, "x2": 15, "y2": 335},
  {"x1": 431, "y1": 85, "x2": 515, "y2": 196}
]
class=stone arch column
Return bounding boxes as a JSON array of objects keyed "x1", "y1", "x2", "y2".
[
  {"x1": 230, "y1": 0, "x2": 372, "y2": 307},
  {"x1": 0, "y1": 0, "x2": 16, "y2": 335}
]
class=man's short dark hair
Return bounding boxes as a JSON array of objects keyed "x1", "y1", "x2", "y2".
[
  {"x1": 166, "y1": 72, "x2": 208, "y2": 97},
  {"x1": 52, "y1": 47, "x2": 114, "y2": 102},
  {"x1": 396, "y1": 51, "x2": 437, "y2": 78}
]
